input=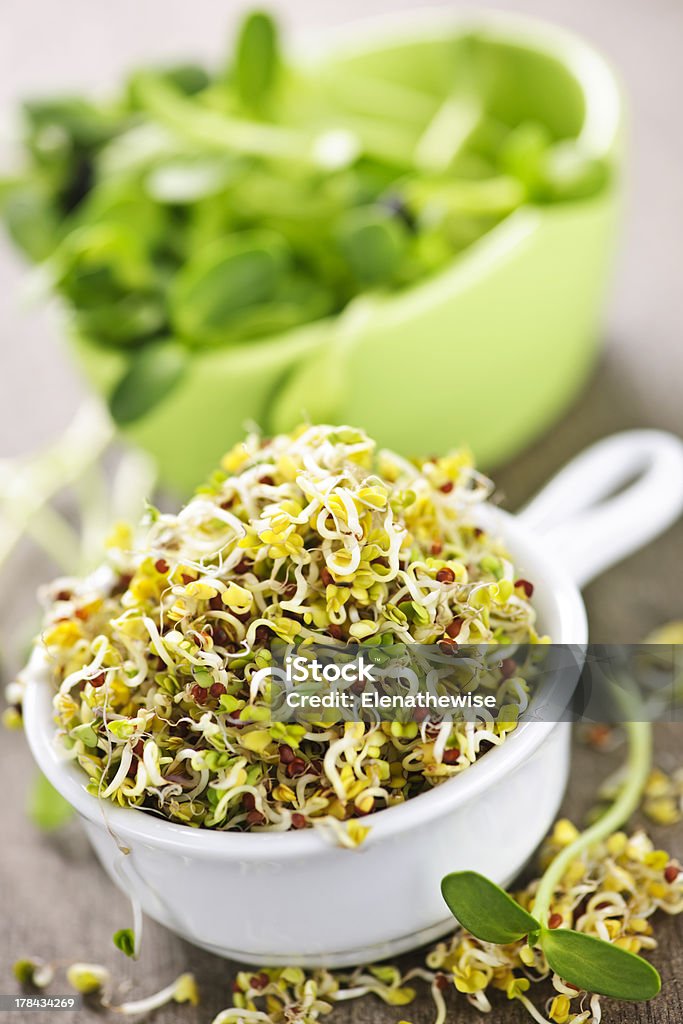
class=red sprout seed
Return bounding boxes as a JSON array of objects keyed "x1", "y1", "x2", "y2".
[
  {"x1": 501, "y1": 658, "x2": 517, "y2": 678},
  {"x1": 291, "y1": 813, "x2": 306, "y2": 829},
  {"x1": 210, "y1": 683, "x2": 226, "y2": 699},
  {"x1": 155, "y1": 559, "x2": 169, "y2": 574},
  {"x1": 665, "y1": 863, "x2": 680, "y2": 884},
  {"x1": 191, "y1": 684, "x2": 208, "y2": 704},
  {"x1": 446, "y1": 618, "x2": 463, "y2": 639},
  {"x1": 251, "y1": 973, "x2": 269, "y2": 990},
  {"x1": 515, "y1": 579, "x2": 535, "y2": 598},
  {"x1": 442, "y1": 748, "x2": 461, "y2": 765},
  {"x1": 440, "y1": 481, "x2": 454, "y2": 494},
  {"x1": 279, "y1": 744, "x2": 295, "y2": 765},
  {"x1": 548, "y1": 913, "x2": 563, "y2": 929},
  {"x1": 90, "y1": 672, "x2": 106, "y2": 688},
  {"x1": 246, "y1": 810, "x2": 266, "y2": 827},
  {"x1": 436, "y1": 567, "x2": 455, "y2": 584},
  {"x1": 286, "y1": 758, "x2": 307, "y2": 778}
]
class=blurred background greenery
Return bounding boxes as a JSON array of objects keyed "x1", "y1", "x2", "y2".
[{"x1": 0, "y1": 5, "x2": 621, "y2": 491}]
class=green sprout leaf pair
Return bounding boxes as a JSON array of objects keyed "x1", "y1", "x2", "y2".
[
  {"x1": 113, "y1": 928, "x2": 136, "y2": 958},
  {"x1": 441, "y1": 871, "x2": 661, "y2": 1002}
]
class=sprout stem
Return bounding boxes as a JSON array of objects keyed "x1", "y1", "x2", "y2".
[
  {"x1": 532, "y1": 695, "x2": 652, "y2": 927},
  {"x1": 0, "y1": 401, "x2": 113, "y2": 575}
]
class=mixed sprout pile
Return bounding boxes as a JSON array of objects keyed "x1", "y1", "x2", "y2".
[
  {"x1": 0, "y1": 10, "x2": 608, "y2": 423},
  {"x1": 26, "y1": 423, "x2": 543, "y2": 839}
]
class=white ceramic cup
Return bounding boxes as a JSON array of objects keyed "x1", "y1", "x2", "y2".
[{"x1": 23, "y1": 430, "x2": 683, "y2": 967}]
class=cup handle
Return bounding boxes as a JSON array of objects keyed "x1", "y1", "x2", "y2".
[{"x1": 518, "y1": 430, "x2": 683, "y2": 588}]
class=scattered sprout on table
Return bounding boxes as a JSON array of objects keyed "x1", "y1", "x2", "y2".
[
  {"x1": 13, "y1": 959, "x2": 54, "y2": 989},
  {"x1": 64, "y1": 964, "x2": 198, "y2": 1015},
  {"x1": 17, "y1": 822, "x2": 682, "y2": 1023},
  {"x1": 65, "y1": 963, "x2": 111, "y2": 996}
]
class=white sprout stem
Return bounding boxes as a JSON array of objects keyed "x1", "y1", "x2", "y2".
[
  {"x1": 516, "y1": 992, "x2": 553, "y2": 1024},
  {"x1": 430, "y1": 978, "x2": 448, "y2": 1024},
  {"x1": 212, "y1": 1011, "x2": 272, "y2": 1024},
  {"x1": 111, "y1": 978, "x2": 180, "y2": 1016},
  {"x1": 0, "y1": 400, "x2": 114, "y2": 574},
  {"x1": 330, "y1": 986, "x2": 371, "y2": 1002},
  {"x1": 131, "y1": 890, "x2": 143, "y2": 960},
  {"x1": 532, "y1": 713, "x2": 652, "y2": 927}
]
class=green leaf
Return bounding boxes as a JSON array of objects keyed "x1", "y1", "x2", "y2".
[
  {"x1": 71, "y1": 723, "x2": 99, "y2": 748},
  {"x1": 336, "y1": 206, "x2": 408, "y2": 286},
  {"x1": 28, "y1": 774, "x2": 74, "y2": 831},
  {"x1": 23, "y1": 96, "x2": 117, "y2": 151},
  {"x1": 234, "y1": 11, "x2": 280, "y2": 113},
  {"x1": 169, "y1": 231, "x2": 291, "y2": 346},
  {"x1": 440, "y1": 871, "x2": 539, "y2": 944},
  {"x1": 109, "y1": 339, "x2": 189, "y2": 424},
  {"x1": 541, "y1": 928, "x2": 661, "y2": 1001},
  {"x1": 0, "y1": 180, "x2": 61, "y2": 261},
  {"x1": 54, "y1": 222, "x2": 155, "y2": 307},
  {"x1": 113, "y1": 928, "x2": 136, "y2": 958},
  {"x1": 76, "y1": 293, "x2": 166, "y2": 347}
]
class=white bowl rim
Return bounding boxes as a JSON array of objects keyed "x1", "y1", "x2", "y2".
[{"x1": 22, "y1": 503, "x2": 587, "y2": 861}]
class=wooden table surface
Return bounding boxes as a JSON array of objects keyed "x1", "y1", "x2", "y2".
[{"x1": 1, "y1": 0, "x2": 682, "y2": 1021}]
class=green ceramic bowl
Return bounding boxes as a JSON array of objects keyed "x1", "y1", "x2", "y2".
[{"x1": 71, "y1": 11, "x2": 622, "y2": 495}]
